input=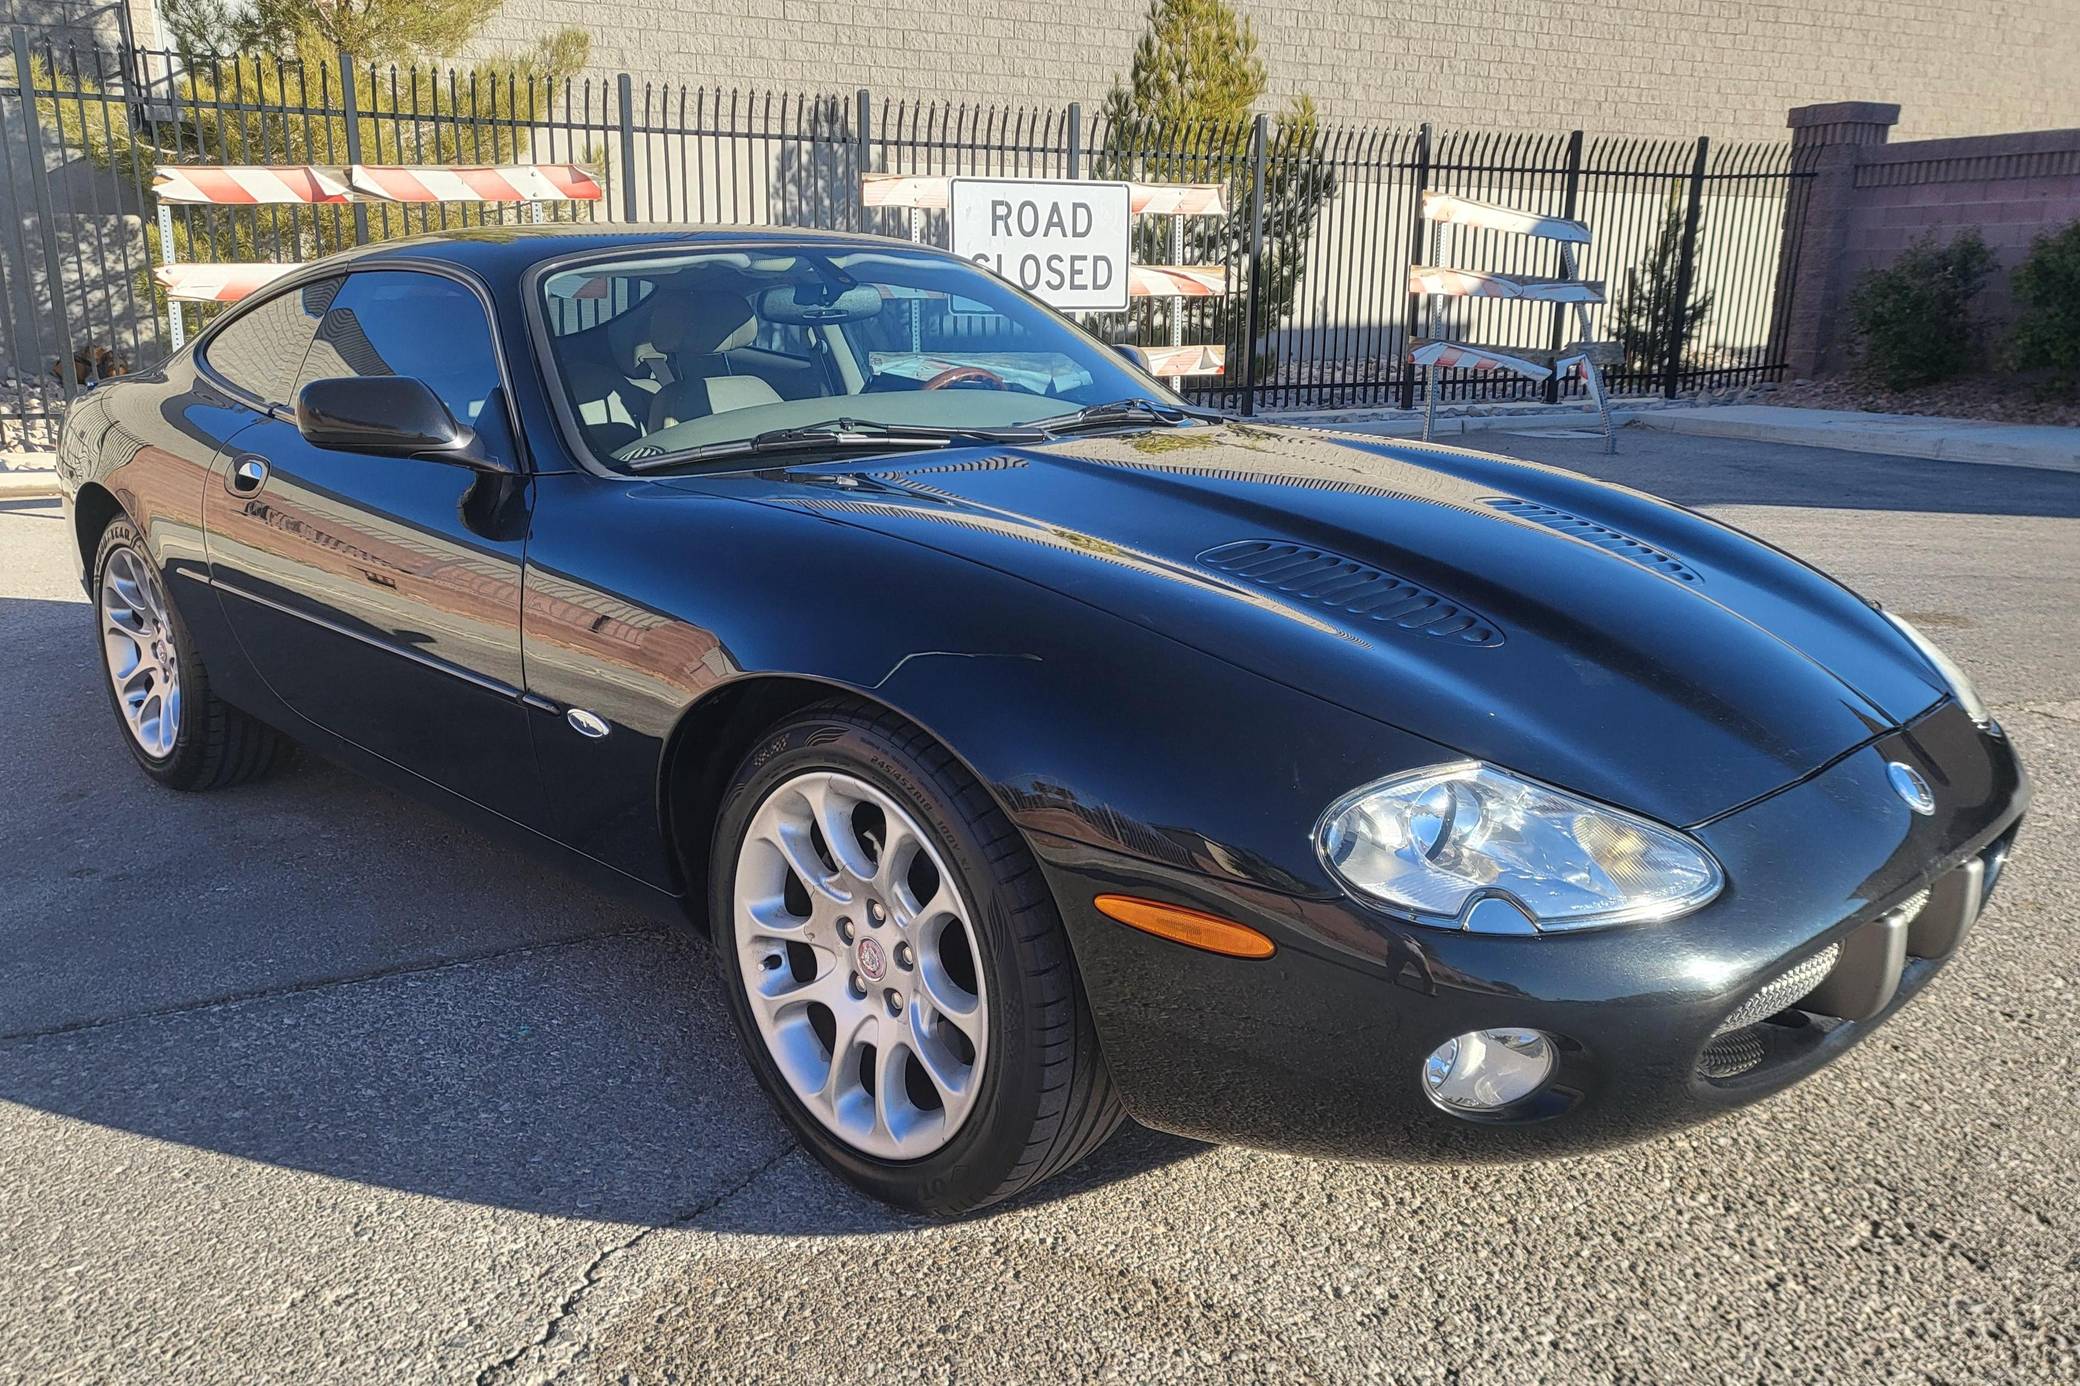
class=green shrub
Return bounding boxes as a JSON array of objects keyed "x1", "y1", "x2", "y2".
[
  {"x1": 1847, "y1": 230, "x2": 1995, "y2": 389},
  {"x1": 2009, "y1": 219, "x2": 2080, "y2": 390}
]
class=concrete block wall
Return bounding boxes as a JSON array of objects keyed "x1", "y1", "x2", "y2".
[
  {"x1": 465, "y1": 0, "x2": 2080, "y2": 143},
  {"x1": 1841, "y1": 131, "x2": 2080, "y2": 334},
  {"x1": 1775, "y1": 108, "x2": 2080, "y2": 378}
]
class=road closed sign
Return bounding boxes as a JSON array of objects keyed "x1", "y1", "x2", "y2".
[{"x1": 949, "y1": 178, "x2": 1132, "y2": 312}]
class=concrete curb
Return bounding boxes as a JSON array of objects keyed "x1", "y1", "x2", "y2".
[
  {"x1": 1635, "y1": 406, "x2": 2080, "y2": 474},
  {"x1": 0, "y1": 469, "x2": 59, "y2": 500},
  {"x1": 1262, "y1": 402, "x2": 1660, "y2": 438}
]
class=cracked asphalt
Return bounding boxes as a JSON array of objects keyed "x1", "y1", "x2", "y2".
[{"x1": 2, "y1": 428, "x2": 2076, "y2": 1384}]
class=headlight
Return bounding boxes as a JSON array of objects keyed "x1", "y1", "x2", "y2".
[
  {"x1": 1316, "y1": 761, "x2": 1723, "y2": 933},
  {"x1": 1881, "y1": 609, "x2": 1991, "y2": 728}
]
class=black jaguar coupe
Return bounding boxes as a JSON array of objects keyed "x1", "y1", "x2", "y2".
[{"x1": 55, "y1": 227, "x2": 2027, "y2": 1214}]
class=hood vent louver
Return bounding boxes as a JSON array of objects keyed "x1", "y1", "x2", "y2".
[
  {"x1": 1198, "y1": 540, "x2": 1503, "y2": 647},
  {"x1": 1483, "y1": 497, "x2": 1702, "y2": 584},
  {"x1": 873, "y1": 456, "x2": 1030, "y2": 478}
]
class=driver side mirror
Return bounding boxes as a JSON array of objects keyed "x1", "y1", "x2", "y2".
[{"x1": 294, "y1": 376, "x2": 513, "y2": 473}]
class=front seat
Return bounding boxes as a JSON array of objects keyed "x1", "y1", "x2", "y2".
[
  {"x1": 644, "y1": 290, "x2": 783, "y2": 431},
  {"x1": 558, "y1": 351, "x2": 647, "y2": 456}
]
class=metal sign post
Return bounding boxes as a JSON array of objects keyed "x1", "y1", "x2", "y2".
[
  {"x1": 156, "y1": 203, "x2": 182, "y2": 351},
  {"x1": 1168, "y1": 212, "x2": 1185, "y2": 390}
]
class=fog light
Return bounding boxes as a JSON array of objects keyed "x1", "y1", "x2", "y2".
[{"x1": 1422, "y1": 1029, "x2": 1556, "y2": 1112}]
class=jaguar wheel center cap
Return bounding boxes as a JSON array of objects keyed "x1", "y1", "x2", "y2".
[{"x1": 856, "y1": 934, "x2": 887, "y2": 983}]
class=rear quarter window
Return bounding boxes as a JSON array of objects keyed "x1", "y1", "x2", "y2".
[{"x1": 198, "y1": 277, "x2": 339, "y2": 406}]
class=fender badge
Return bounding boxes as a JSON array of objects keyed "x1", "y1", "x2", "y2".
[
  {"x1": 1887, "y1": 761, "x2": 1934, "y2": 815},
  {"x1": 566, "y1": 708, "x2": 610, "y2": 739}
]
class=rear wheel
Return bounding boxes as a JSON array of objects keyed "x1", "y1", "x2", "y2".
[
  {"x1": 93, "y1": 519, "x2": 288, "y2": 790},
  {"x1": 710, "y1": 699, "x2": 1121, "y2": 1215}
]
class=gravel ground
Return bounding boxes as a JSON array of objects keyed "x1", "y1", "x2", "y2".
[
  {"x1": 1770, "y1": 375, "x2": 2080, "y2": 428},
  {"x1": 1, "y1": 428, "x2": 2076, "y2": 1384}
]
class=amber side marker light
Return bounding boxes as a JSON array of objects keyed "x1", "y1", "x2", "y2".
[{"x1": 1093, "y1": 895, "x2": 1276, "y2": 959}]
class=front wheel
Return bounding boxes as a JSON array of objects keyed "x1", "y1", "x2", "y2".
[{"x1": 710, "y1": 699, "x2": 1121, "y2": 1215}]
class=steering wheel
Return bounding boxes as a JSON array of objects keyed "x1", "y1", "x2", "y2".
[{"x1": 921, "y1": 365, "x2": 1006, "y2": 391}]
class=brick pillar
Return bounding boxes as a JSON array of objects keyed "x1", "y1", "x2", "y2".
[{"x1": 1773, "y1": 101, "x2": 1899, "y2": 379}]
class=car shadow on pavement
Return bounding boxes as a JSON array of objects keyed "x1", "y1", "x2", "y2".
[{"x1": 0, "y1": 593, "x2": 1205, "y2": 1231}]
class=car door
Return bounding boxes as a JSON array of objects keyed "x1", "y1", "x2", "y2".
[
  {"x1": 202, "y1": 265, "x2": 546, "y2": 825},
  {"x1": 122, "y1": 276, "x2": 340, "y2": 713}
]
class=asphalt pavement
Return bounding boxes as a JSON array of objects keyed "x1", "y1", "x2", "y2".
[{"x1": 2, "y1": 425, "x2": 2076, "y2": 1383}]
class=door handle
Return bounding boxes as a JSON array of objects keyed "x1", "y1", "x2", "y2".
[{"x1": 226, "y1": 455, "x2": 269, "y2": 495}]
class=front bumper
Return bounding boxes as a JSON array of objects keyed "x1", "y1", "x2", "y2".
[{"x1": 1035, "y1": 699, "x2": 2027, "y2": 1161}]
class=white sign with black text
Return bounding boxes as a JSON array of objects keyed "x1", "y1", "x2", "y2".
[{"x1": 948, "y1": 178, "x2": 1132, "y2": 312}]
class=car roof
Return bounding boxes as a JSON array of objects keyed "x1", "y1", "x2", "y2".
[{"x1": 332, "y1": 223, "x2": 947, "y2": 277}]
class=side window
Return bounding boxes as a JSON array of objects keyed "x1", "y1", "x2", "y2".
[
  {"x1": 294, "y1": 270, "x2": 501, "y2": 426},
  {"x1": 199, "y1": 276, "x2": 338, "y2": 406}
]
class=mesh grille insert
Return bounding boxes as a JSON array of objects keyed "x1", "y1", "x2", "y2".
[
  {"x1": 1714, "y1": 942, "x2": 1841, "y2": 1037},
  {"x1": 1484, "y1": 497, "x2": 1702, "y2": 584},
  {"x1": 1698, "y1": 1027, "x2": 1767, "y2": 1079},
  {"x1": 1198, "y1": 540, "x2": 1503, "y2": 647}
]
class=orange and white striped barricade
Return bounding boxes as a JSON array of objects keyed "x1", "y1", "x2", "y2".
[
  {"x1": 153, "y1": 262, "x2": 300, "y2": 304},
  {"x1": 862, "y1": 174, "x2": 1228, "y2": 218},
  {"x1": 1414, "y1": 189, "x2": 1617, "y2": 451},
  {"x1": 1139, "y1": 343, "x2": 1227, "y2": 377},
  {"x1": 1127, "y1": 264, "x2": 1228, "y2": 298},
  {"x1": 346, "y1": 164, "x2": 604, "y2": 205},
  {"x1": 151, "y1": 162, "x2": 604, "y2": 345},
  {"x1": 1408, "y1": 340, "x2": 1557, "y2": 380},
  {"x1": 1406, "y1": 266, "x2": 1605, "y2": 302},
  {"x1": 1419, "y1": 192, "x2": 1590, "y2": 245},
  {"x1": 151, "y1": 165, "x2": 354, "y2": 205},
  {"x1": 1406, "y1": 339, "x2": 1610, "y2": 382},
  {"x1": 1133, "y1": 266, "x2": 1230, "y2": 385}
]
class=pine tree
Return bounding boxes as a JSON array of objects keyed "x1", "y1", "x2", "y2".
[
  {"x1": 1097, "y1": 0, "x2": 1334, "y2": 379},
  {"x1": 1614, "y1": 190, "x2": 1714, "y2": 376}
]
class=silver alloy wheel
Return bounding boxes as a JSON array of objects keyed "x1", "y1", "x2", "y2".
[
  {"x1": 99, "y1": 544, "x2": 181, "y2": 760},
  {"x1": 733, "y1": 770, "x2": 989, "y2": 1160}
]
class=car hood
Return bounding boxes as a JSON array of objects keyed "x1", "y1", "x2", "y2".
[{"x1": 667, "y1": 423, "x2": 1946, "y2": 826}]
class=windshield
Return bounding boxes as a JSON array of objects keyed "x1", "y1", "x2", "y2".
[{"x1": 534, "y1": 245, "x2": 1183, "y2": 471}]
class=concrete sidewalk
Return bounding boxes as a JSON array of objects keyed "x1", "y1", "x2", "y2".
[{"x1": 1635, "y1": 405, "x2": 2080, "y2": 473}]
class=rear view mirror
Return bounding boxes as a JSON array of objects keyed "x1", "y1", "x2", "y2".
[
  {"x1": 294, "y1": 376, "x2": 511, "y2": 472},
  {"x1": 757, "y1": 283, "x2": 883, "y2": 324}
]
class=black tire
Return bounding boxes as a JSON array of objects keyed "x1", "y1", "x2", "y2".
[
  {"x1": 91, "y1": 518, "x2": 290, "y2": 791},
  {"x1": 709, "y1": 697, "x2": 1122, "y2": 1216}
]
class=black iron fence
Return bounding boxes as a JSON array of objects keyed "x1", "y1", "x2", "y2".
[{"x1": 1, "y1": 30, "x2": 1814, "y2": 446}]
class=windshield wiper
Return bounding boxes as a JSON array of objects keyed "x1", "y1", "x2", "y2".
[
  {"x1": 625, "y1": 418, "x2": 1051, "y2": 473},
  {"x1": 1027, "y1": 398, "x2": 1222, "y2": 435}
]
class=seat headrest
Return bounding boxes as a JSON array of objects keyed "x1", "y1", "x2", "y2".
[{"x1": 649, "y1": 290, "x2": 760, "y2": 358}]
